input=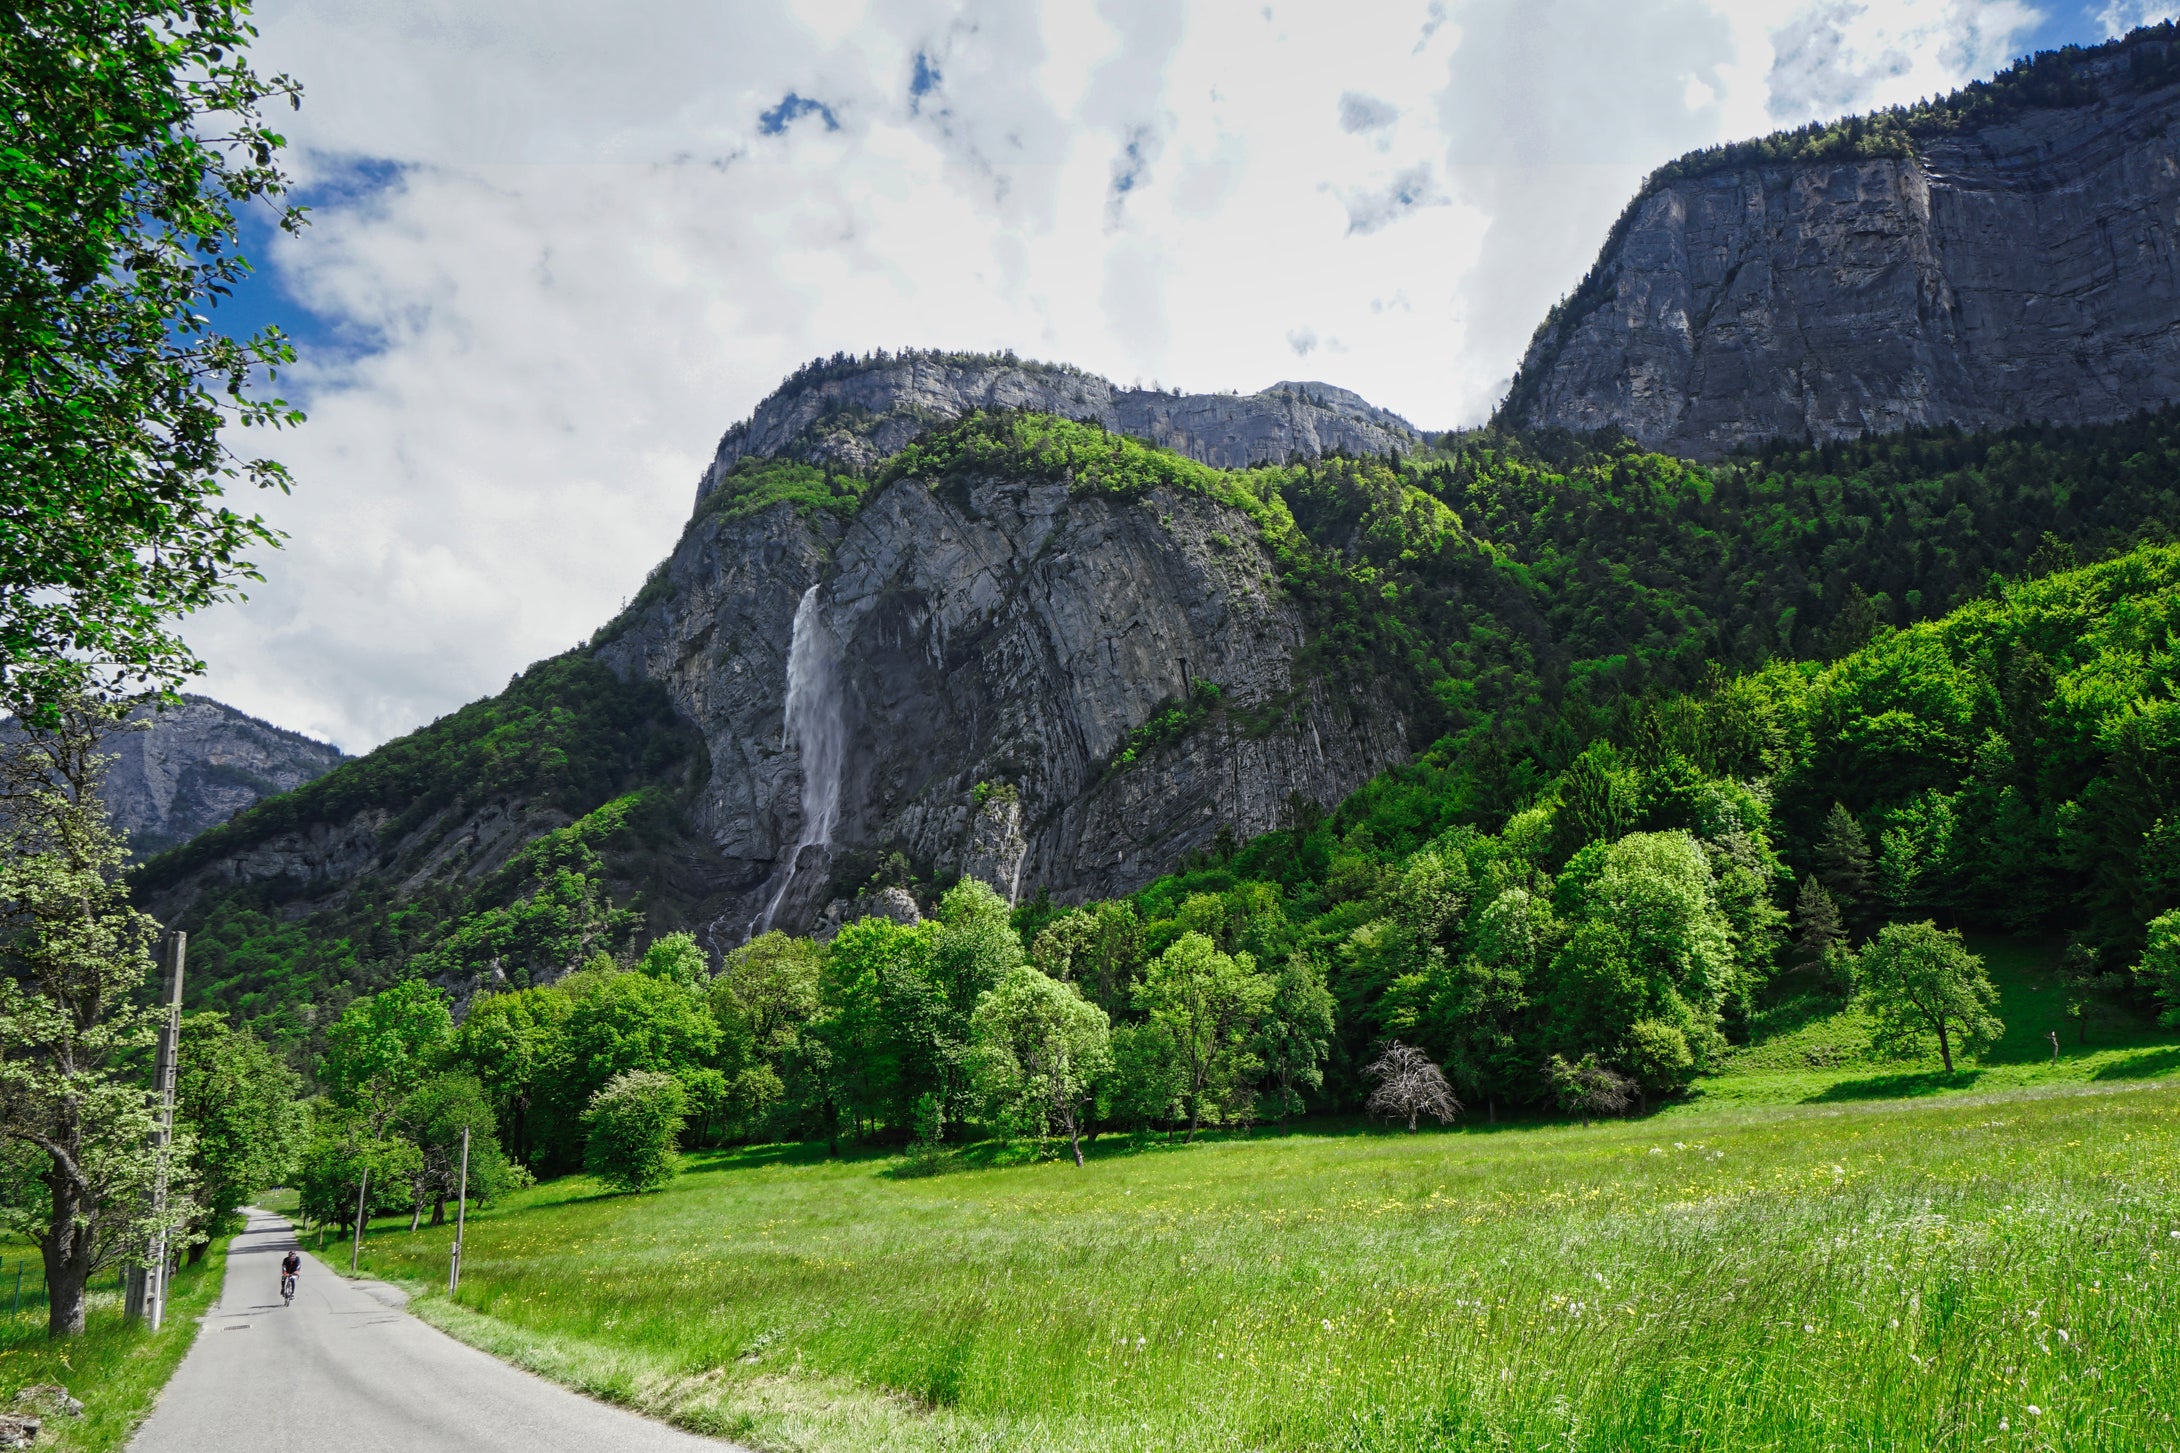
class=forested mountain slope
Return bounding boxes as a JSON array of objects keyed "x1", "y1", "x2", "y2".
[
  {"x1": 824, "y1": 537, "x2": 2180, "y2": 1131},
  {"x1": 138, "y1": 398, "x2": 2180, "y2": 1049},
  {"x1": 1501, "y1": 23, "x2": 2180, "y2": 457},
  {"x1": 339, "y1": 539, "x2": 2180, "y2": 1158}
]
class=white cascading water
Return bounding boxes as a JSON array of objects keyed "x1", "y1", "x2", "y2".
[{"x1": 756, "y1": 584, "x2": 844, "y2": 934}]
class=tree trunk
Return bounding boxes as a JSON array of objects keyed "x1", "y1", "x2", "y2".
[
  {"x1": 1936, "y1": 1020, "x2": 1954, "y2": 1073},
  {"x1": 409, "y1": 1205, "x2": 421, "y2": 1233},
  {"x1": 187, "y1": 1237, "x2": 208, "y2": 1267},
  {"x1": 1068, "y1": 1125, "x2": 1085, "y2": 1168},
  {"x1": 43, "y1": 1170, "x2": 90, "y2": 1338},
  {"x1": 431, "y1": 1197, "x2": 446, "y2": 1227}
]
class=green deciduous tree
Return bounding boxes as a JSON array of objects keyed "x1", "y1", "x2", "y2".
[
  {"x1": 549, "y1": 970, "x2": 719, "y2": 1167},
  {"x1": 1545, "y1": 831, "x2": 1733, "y2": 1077},
  {"x1": 583, "y1": 1069, "x2": 686, "y2": 1193},
  {"x1": 968, "y1": 965, "x2": 1112, "y2": 1165},
  {"x1": 710, "y1": 930, "x2": 821, "y2": 1139},
  {"x1": 1, "y1": 1, "x2": 305, "y2": 722},
  {"x1": 927, "y1": 879, "x2": 1025, "y2": 1124},
  {"x1": 2132, "y1": 909, "x2": 2180, "y2": 1029},
  {"x1": 0, "y1": 699, "x2": 191, "y2": 1334},
  {"x1": 294, "y1": 1100, "x2": 417, "y2": 1230},
  {"x1": 390, "y1": 1072, "x2": 521, "y2": 1227},
  {"x1": 638, "y1": 931, "x2": 707, "y2": 985},
  {"x1": 1030, "y1": 900, "x2": 1144, "y2": 1017},
  {"x1": 450, "y1": 986, "x2": 571, "y2": 1164},
  {"x1": 1133, "y1": 932, "x2": 1274, "y2": 1140},
  {"x1": 175, "y1": 1011, "x2": 301, "y2": 1262},
  {"x1": 1252, "y1": 953, "x2": 1335, "y2": 1125},
  {"x1": 1099, "y1": 1021, "x2": 1184, "y2": 1132},
  {"x1": 1854, "y1": 921, "x2": 2002, "y2": 1072},
  {"x1": 319, "y1": 978, "x2": 454, "y2": 1131}
]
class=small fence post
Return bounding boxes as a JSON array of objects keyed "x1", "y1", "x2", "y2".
[{"x1": 448, "y1": 1127, "x2": 471, "y2": 1294}]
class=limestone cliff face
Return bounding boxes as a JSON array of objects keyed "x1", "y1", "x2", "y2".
[
  {"x1": 598, "y1": 468, "x2": 1408, "y2": 939},
  {"x1": 1501, "y1": 60, "x2": 2180, "y2": 457},
  {"x1": 138, "y1": 357, "x2": 1418, "y2": 952},
  {"x1": 99, "y1": 696, "x2": 345, "y2": 857},
  {"x1": 699, "y1": 354, "x2": 1420, "y2": 500}
]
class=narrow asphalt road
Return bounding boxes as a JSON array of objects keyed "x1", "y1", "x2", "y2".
[{"x1": 130, "y1": 1207, "x2": 732, "y2": 1453}]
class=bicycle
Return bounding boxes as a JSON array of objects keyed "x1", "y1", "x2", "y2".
[{"x1": 280, "y1": 1272, "x2": 296, "y2": 1305}]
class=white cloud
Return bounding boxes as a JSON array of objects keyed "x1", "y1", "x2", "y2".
[
  {"x1": 196, "y1": 0, "x2": 2051, "y2": 750},
  {"x1": 1339, "y1": 92, "x2": 1402, "y2": 133},
  {"x1": 1766, "y1": 0, "x2": 2044, "y2": 120},
  {"x1": 2099, "y1": 1, "x2": 2180, "y2": 37}
]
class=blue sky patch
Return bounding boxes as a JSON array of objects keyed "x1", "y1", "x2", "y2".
[
  {"x1": 760, "y1": 93, "x2": 841, "y2": 135},
  {"x1": 202, "y1": 157, "x2": 407, "y2": 383},
  {"x1": 910, "y1": 52, "x2": 942, "y2": 114}
]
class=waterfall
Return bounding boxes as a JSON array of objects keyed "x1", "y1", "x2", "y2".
[{"x1": 756, "y1": 584, "x2": 844, "y2": 934}]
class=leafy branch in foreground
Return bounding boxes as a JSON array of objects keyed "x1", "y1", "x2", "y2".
[{"x1": 0, "y1": 1, "x2": 305, "y2": 719}]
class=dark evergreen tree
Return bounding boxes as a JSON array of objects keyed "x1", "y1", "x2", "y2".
[
  {"x1": 1814, "y1": 804, "x2": 1876, "y2": 931},
  {"x1": 1791, "y1": 876, "x2": 1848, "y2": 990}
]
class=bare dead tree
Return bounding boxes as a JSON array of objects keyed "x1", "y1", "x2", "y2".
[{"x1": 1362, "y1": 1041, "x2": 1462, "y2": 1131}]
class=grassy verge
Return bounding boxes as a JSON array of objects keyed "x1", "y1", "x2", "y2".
[
  {"x1": 349, "y1": 1073, "x2": 2180, "y2": 1452},
  {"x1": 0, "y1": 1239, "x2": 228, "y2": 1453},
  {"x1": 1684, "y1": 936, "x2": 2180, "y2": 1111}
]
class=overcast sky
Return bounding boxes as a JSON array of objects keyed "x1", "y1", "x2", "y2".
[{"x1": 189, "y1": 0, "x2": 2175, "y2": 753}]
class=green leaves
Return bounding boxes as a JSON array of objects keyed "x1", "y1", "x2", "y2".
[
  {"x1": 1853, "y1": 921, "x2": 2003, "y2": 1072},
  {"x1": 967, "y1": 965, "x2": 1110, "y2": 1161},
  {"x1": 581, "y1": 1069, "x2": 686, "y2": 1194},
  {"x1": 1, "y1": 1, "x2": 305, "y2": 718}
]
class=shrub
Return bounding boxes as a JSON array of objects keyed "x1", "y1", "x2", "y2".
[{"x1": 582, "y1": 1070, "x2": 688, "y2": 1193}]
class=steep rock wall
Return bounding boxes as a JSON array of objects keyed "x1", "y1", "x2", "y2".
[
  {"x1": 1502, "y1": 73, "x2": 2180, "y2": 456},
  {"x1": 99, "y1": 696, "x2": 346, "y2": 858},
  {"x1": 598, "y1": 474, "x2": 1407, "y2": 939}
]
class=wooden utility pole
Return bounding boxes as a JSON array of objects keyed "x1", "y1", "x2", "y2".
[
  {"x1": 126, "y1": 933, "x2": 186, "y2": 1328},
  {"x1": 448, "y1": 1127, "x2": 471, "y2": 1293},
  {"x1": 351, "y1": 1165, "x2": 371, "y2": 1274}
]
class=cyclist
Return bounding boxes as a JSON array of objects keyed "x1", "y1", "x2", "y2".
[{"x1": 279, "y1": 1249, "x2": 301, "y2": 1304}]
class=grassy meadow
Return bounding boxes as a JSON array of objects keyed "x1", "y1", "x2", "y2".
[
  {"x1": 0, "y1": 1241, "x2": 226, "y2": 1452},
  {"x1": 339, "y1": 940, "x2": 2180, "y2": 1453}
]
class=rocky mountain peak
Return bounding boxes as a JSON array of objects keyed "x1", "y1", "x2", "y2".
[
  {"x1": 100, "y1": 696, "x2": 346, "y2": 857},
  {"x1": 696, "y1": 349, "x2": 1421, "y2": 503},
  {"x1": 1498, "y1": 23, "x2": 2180, "y2": 457}
]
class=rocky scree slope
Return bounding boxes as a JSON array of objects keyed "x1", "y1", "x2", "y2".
[
  {"x1": 699, "y1": 351, "x2": 1422, "y2": 498},
  {"x1": 1501, "y1": 26, "x2": 2180, "y2": 458}
]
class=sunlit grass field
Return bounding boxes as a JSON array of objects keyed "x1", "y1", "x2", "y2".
[
  {"x1": 346, "y1": 940, "x2": 2180, "y2": 1453},
  {"x1": 0, "y1": 1241, "x2": 226, "y2": 1452}
]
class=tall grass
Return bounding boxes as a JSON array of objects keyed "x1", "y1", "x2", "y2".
[
  {"x1": 353, "y1": 1077, "x2": 2180, "y2": 1452},
  {"x1": 0, "y1": 1240, "x2": 227, "y2": 1452}
]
